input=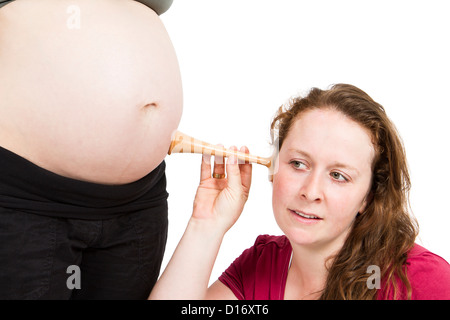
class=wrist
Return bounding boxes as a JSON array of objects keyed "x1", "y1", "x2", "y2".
[{"x1": 187, "y1": 216, "x2": 228, "y2": 241}]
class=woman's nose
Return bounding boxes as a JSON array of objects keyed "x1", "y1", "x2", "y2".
[{"x1": 299, "y1": 171, "x2": 323, "y2": 202}]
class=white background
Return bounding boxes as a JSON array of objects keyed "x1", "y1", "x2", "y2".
[{"x1": 160, "y1": 0, "x2": 450, "y2": 284}]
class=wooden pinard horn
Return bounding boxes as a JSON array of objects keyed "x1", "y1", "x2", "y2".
[{"x1": 168, "y1": 130, "x2": 273, "y2": 170}]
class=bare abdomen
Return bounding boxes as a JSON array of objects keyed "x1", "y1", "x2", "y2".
[{"x1": 0, "y1": 0, "x2": 183, "y2": 184}]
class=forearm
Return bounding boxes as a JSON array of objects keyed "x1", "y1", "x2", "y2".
[
  {"x1": 149, "y1": 150, "x2": 252, "y2": 300},
  {"x1": 149, "y1": 218, "x2": 225, "y2": 300}
]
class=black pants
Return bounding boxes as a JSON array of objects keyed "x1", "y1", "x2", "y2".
[{"x1": 0, "y1": 146, "x2": 168, "y2": 299}]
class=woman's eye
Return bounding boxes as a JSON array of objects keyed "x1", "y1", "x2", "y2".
[
  {"x1": 290, "y1": 160, "x2": 306, "y2": 169},
  {"x1": 330, "y1": 171, "x2": 348, "y2": 182}
]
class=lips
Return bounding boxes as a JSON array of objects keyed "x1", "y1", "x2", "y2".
[{"x1": 290, "y1": 209, "x2": 322, "y2": 220}]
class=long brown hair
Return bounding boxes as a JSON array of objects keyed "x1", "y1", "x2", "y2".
[{"x1": 270, "y1": 84, "x2": 419, "y2": 299}]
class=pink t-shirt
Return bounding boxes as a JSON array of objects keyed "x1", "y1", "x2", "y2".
[{"x1": 218, "y1": 235, "x2": 450, "y2": 300}]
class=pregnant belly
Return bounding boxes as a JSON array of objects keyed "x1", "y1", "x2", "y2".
[{"x1": 0, "y1": 0, "x2": 183, "y2": 184}]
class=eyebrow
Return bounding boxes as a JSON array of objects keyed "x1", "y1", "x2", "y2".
[{"x1": 287, "y1": 148, "x2": 360, "y2": 175}]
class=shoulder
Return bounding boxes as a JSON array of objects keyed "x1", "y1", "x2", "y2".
[
  {"x1": 232, "y1": 234, "x2": 291, "y2": 267},
  {"x1": 253, "y1": 234, "x2": 291, "y2": 251},
  {"x1": 218, "y1": 235, "x2": 291, "y2": 300},
  {"x1": 407, "y1": 244, "x2": 450, "y2": 274},
  {"x1": 406, "y1": 244, "x2": 450, "y2": 299}
]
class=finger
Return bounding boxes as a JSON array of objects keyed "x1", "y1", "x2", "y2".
[
  {"x1": 238, "y1": 146, "x2": 252, "y2": 191},
  {"x1": 212, "y1": 144, "x2": 225, "y2": 178},
  {"x1": 200, "y1": 153, "x2": 212, "y2": 182},
  {"x1": 225, "y1": 146, "x2": 242, "y2": 190}
]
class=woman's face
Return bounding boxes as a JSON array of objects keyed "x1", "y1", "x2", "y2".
[{"x1": 272, "y1": 108, "x2": 375, "y2": 251}]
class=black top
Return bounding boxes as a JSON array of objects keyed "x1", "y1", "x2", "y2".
[
  {"x1": 0, "y1": 146, "x2": 169, "y2": 220},
  {"x1": 0, "y1": 0, "x2": 173, "y2": 15}
]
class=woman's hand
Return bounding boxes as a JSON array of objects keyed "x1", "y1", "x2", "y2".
[{"x1": 191, "y1": 146, "x2": 252, "y2": 234}]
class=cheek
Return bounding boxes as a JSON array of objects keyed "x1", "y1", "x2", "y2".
[
  {"x1": 272, "y1": 170, "x2": 293, "y2": 211},
  {"x1": 325, "y1": 188, "x2": 364, "y2": 223},
  {"x1": 271, "y1": 177, "x2": 284, "y2": 210}
]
